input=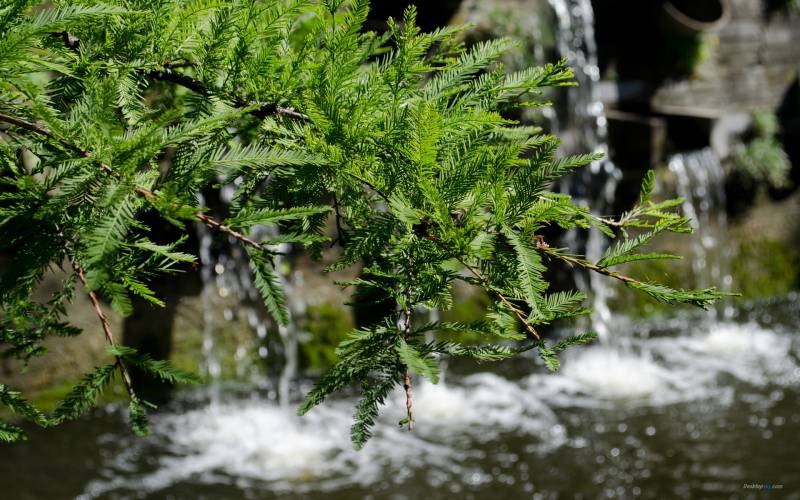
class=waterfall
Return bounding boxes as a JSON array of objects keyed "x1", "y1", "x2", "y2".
[
  {"x1": 668, "y1": 148, "x2": 734, "y2": 318},
  {"x1": 548, "y1": 0, "x2": 605, "y2": 155},
  {"x1": 195, "y1": 194, "x2": 222, "y2": 385},
  {"x1": 193, "y1": 189, "x2": 306, "y2": 405},
  {"x1": 272, "y1": 243, "x2": 304, "y2": 409},
  {"x1": 548, "y1": 0, "x2": 622, "y2": 342}
]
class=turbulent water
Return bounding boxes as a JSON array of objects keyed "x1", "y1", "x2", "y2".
[{"x1": 3, "y1": 296, "x2": 798, "y2": 499}]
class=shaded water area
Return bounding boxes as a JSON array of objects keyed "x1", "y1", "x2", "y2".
[{"x1": 2, "y1": 296, "x2": 799, "y2": 499}]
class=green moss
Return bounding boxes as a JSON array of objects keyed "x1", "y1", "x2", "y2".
[
  {"x1": 662, "y1": 32, "x2": 715, "y2": 77},
  {"x1": 608, "y1": 238, "x2": 799, "y2": 318},
  {"x1": 442, "y1": 287, "x2": 490, "y2": 324},
  {"x1": 0, "y1": 376, "x2": 127, "y2": 421},
  {"x1": 436, "y1": 288, "x2": 493, "y2": 344},
  {"x1": 169, "y1": 325, "x2": 205, "y2": 376},
  {"x1": 733, "y1": 112, "x2": 792, "y2": 190},
  {"x1": 299, "y1": 303, "x2": 354, "y2": 371},
  {"x1": 169, "y1": 297, "x2": 258, "y2": 381},
  {"x1": 731, "y1": 239, "x2": 800, "y2": 300}
]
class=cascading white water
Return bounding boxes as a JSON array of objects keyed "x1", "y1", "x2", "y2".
[
  {"x1": 548, "y1": 0, "x2": 622, "y2": 343},
  {"x1": 669, "y1": 148, "x2": 734, "y2": 318},
  {"x1": 80, "y1": 317, "x2": 798, "y2": 498},
  {"x1": 195, "y1": 194, "x2": 222, "y2": 386},
  {"x1": 272, "y1": 244, "x2": 304, "y2": 409},
  {"x1": 548, "y1": 0, "x2": 605, "y2": 154},
  {"x1": 193, "y1": 188, "x2": 309, "y2": 404}
]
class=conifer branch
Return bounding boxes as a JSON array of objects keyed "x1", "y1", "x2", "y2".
[
  {"x1": 194, "y1": 212, "x2": 263, "y2": 250},
  {"x1": 0, "y1": 1, "x2": 731, "y2": 446},
  {"x1": 460, "y1": 257, "x2": 541, "y2": 340},
  {"x1": 69, "y1": 259, "x2": 136, "y2": 402},
  {"x1": 534, "y1": 238, "x2": 730, "y2": 308},
  {"x1": 331, "y1": 193, "x2": 346, "y2": 246},
  {"x1": 0, "y1": 112, "x2": 265, "y2": 251},
  {"x1": 0, "y1": 112, "x2": 83, "y2": 155},
  {"x1": 534, "y1": 238, "x2": 639, "y2": 285},
  {"x1": 423, "y1": 233, "x2": 540, "y2": 340},
  {"x1": 344, "y1": 171, "x2": 391, "y2": 204},
  {"x1": 146, "y1": 69, "x2": 309, "y2": 121},
  {"x1": 49, "y1": 29, "x2": 308, "y2": 121}
]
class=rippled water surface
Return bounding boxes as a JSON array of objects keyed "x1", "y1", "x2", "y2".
[{"x1": 2, "y1": 296, "x2": 799, "y2": 499}]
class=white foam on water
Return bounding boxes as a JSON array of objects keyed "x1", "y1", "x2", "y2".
[
  {"x1": 529, "y1": 322, "x2": 798, "y2": 408},
  {"x1": 81, "y1": 322, "x2": 797, "y2": 498},
  {"x1": 405, "y1": 373, "x2": 563, "y2": 445},
  {"x1": 652, "y1": 322, "x2": 799, "y2": 388},
  {"x1": 81, "y1": 399, "x2": 450, "y2": 497},
  {"x1": 562, "y1": 348, "x2": 667, "y2": 400},
  {"x1": 81, "y1": 374, "x2": 564, "y2": 497}
]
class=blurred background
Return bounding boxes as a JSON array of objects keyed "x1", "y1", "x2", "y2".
[{"x1": 2, "y1": 0, "x2": 799, "y2": 498}]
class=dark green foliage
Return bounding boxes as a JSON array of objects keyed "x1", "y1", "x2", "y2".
[
  {"x1": 0, "y1": 421, "x2": 26, "y2": 442},
  {"x1": 0, "y1": 383, "x2": 49, "y2": 439},
  {"x1": 351, "y1": 372, "x2": 396, "y2": 448},
  {"x1": 734, "y1": 111, "x2": 792, "y2": 190},
  {"x1": 0, "y1": 0, "x2": 730, "y2": 446},
  {"x1": 50, "y1": 363, "x2": 118, "y2": 424},
  {"x1": 248, "y1": 249, "x2": 290, "y2": 325},
  {"x1": 768, "y1": 0, "x2": 800, "y2": 12},
  {"x1": 128, "y1": 397, "x2": 152, "y2": 437},
  {"x1": 109, "y1": 346, "x2": 203, "y2": 385}
]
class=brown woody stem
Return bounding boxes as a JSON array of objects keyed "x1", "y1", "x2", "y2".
[
  {"x1": 421, "y1": 232, "x2": 540, "y2": 340},
  {"x1": 147, "y1": 69, "x2": 309, "y2": 121},
  {"x1": 70, "y1": 260, "x2": 136, "y2": 401},
  {"x1": 401, "y1": 253, "x2": 415, "y2": 431},
  {"x1": 403, "y1": 371, "x2": 413, "y2": 431},
  {"x1": 535, "y1": 244, "x2": 637, "y2": 285},
  {"x1": 0, "y1": 112, "x2": 265, "y2": 251}
]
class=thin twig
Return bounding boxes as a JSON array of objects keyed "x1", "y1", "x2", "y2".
[
  {"x1": 534, "y1": 238, "x2": 637, "y2": 284},
  {"x1": 403, "y1": 371, "x2": 413, "y2": 431},
  {"x1": 459, "y1": 256, "x2": 541, "y2": 340},
  {"x1": 421, "y1": 232, "x2": 540, "y2": 340},
  {"x1": 53, "y1": 30, "x2": 307, "y2": 121},
  {"x1": 195, "y1": 212, "x2": 263, "y2": 249},
  {"x1": 0, "y1": 112, "x2": 78, "y2": 153},
  {"x1": 70, "y1": 259, "x2": 137, "y2": 401},
  {"x1": 401, "y1": 251, "x2": 415, "y2": 431},
  {"x1": 331, "y1": 193, "x2": 346, "y2": 247},
  {"x1": 0, "y1": 112, "x2": 265, "y2": 251},
  {"x1": 147, "y1": 69, "x2": 309, "y2": 120},
  {"x1": 343, "y1": 171, "x2": 391, "y2": 204}
]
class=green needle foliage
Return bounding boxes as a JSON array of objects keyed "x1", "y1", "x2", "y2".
[{"x1": 0, "y1": 0, "x2": 730, "y2": 447}]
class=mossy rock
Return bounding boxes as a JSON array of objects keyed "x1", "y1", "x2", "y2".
[
  {"x1": 298, "y1": 303, "x2": 354, "y2": 372},
  {"x1": 609, "y1": 237, "x2": 800, "y2": 318}
]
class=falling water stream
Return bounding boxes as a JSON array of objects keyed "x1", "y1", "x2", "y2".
[
  {"x1": 669, "y1": 148, "x2": 735, "y2": 319},
  {"x1": 195, "y1": 195, "x2": 222, "y2": 387},
  {"x1": 548, "y1": 0, "x2": 622, "y2": 343}
]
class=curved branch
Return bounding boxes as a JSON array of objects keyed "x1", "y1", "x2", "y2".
[
  {"x1": 401, "y1": 252, "x2": 415, "y2": 431},
  {"x1": 422, "y1": 232, "x2": 540, "y2": 340},
  {"x1": 534, "y1": 240, "x2": 637, "y2": 284},
  {"x1": 70, "y1": 259, "x2": 136, "y2": 402},
  {"x1": 0, "y1": 112, "x2": 266, "y2": 252},
  {"x1": 147, "y1": 69, "x2": 309, "y2": 121},
  {"x1": 53, "y1": 31, "x2": 308, "y2": 122}
]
